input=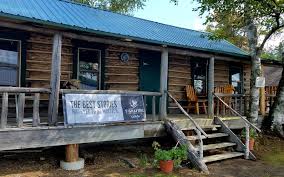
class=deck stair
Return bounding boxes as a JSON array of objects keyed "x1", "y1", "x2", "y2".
[
  {"x1": 165, "y1": 117, "x2": 255, "y2": 173},
  {"x1": 166, "y1": 91, "x2": 260, "y2": 174}
]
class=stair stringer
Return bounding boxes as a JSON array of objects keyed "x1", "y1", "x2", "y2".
[
  {"x1": 214, "y1": 116, "x2": 256, "y2": 160},
  {"x1": 164, "y1": 120, "x2": 209, "y2": 174}
]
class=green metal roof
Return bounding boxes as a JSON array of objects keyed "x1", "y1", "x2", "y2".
[{"x1": 0, "y1": 0, "x2": 249, "y2": 58}]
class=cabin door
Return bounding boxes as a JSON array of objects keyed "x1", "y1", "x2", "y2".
[{"x1": 139, "y1": 51, "x2": 161, "y2": 114}]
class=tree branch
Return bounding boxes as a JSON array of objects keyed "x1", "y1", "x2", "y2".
[{"x1": 258, "y1": 24, "x2": 284, "y2": 52}]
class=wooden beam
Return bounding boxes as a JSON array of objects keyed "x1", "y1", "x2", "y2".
[
  {"x1": 160, "y1": 47, "x2": 169, "y2": 119},
  {"x1": 48, "y1": 33, "x2": 62, "y2": 126},
  {"x1": 61, "y1": 89, "x2": 162, "y2": 96},
  {"x1": 0, "y1": 122, "x2": 164, "y2": 151},
  {"x1": 0, "y1": 87, "x2": 50, "y2": 93},
  {"x1": 208, "y1": 57, "x2": 215, "y2": 118}
]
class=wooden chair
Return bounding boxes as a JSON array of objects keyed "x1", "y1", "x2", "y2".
[
  {"x1": 185, "y1": 85, "x2": 207, "y2": 115},
  {"x1": 214, "y1": 84, "x2": 235, "y2": 115}
]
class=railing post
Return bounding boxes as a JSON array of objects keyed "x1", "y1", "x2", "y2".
[
  {"x1": 196, "y1": 130, "x2": 203, "y2": 159},
  {"x1": 17, "y1": 93, "x2": 25, "y2": 128},
  {"x1": 208, "y1": 56, "x2": 215, "y2": 118},
  {"x1": 245, "y1": 123, "x2": 250, "y2": 159},
  {"x1": 152, "y1": 96, "x2": 156, "y2": 121},
  {"x1": 1, "y1": 92, "x2": 8, "y2": 129},
  {"x1": 159, "y1": 47, "x2": 169, "y2": 120},
  {"x1": 48, "y1": 33, "x2": 62, "y2": 126},
  {"x1": 33, "y1": 93, "x2": 40, "y2": 127}
]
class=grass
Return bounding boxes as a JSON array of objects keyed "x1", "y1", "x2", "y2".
[{"x1": 262, "y1": 150, "x2": 284, "y2": 166}]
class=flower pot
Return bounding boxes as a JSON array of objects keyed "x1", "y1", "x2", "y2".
[
  {"x1": 241, "y1": 138, "x2": 255, "y2": 151},
  {"x1": 159, "y1": 160, "x2": 174, "y2": 173}
]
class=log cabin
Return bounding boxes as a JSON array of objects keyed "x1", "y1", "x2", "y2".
[{"x1": 0, "y1": 0, "x2": 262, "y2": 172}]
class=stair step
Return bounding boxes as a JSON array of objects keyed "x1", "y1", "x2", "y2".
[
  {"x1": 197, "y1": 142, "x2": 236, "y2": 151},
  {"x1": 203, "y1": 152, "x2": 244, "y2": 163},
  {"x1": 187, "y1": 133, "x2": 228, "y2": 141},
  {"x1": 182, "y1": 124, "x2": 221, "y2": 131}
]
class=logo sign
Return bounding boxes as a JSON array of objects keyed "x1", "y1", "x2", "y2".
[{"x1": 63, "y1": 94, "x2": 146, "y2": 125}]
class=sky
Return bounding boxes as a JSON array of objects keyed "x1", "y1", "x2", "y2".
[
  {"x1": 134, "y1": 0, "x2": 205, "y2": 31},
  {"x1": 134, "y1": 0, "x2": 283, "y2": 49}
]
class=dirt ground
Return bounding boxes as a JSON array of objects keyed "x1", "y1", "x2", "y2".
[{"x1": 0, "y1": 135, "x2": 283, "y2": 177}]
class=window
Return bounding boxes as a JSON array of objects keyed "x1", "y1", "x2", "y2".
[
  {"x1": 191, "y1": 60, "x2": 207, "y2": 95},
  {"x1": 0, "y1": 39, "x2": 20, "y2": 86},
  {"x1": 229, "y1": 65, "x2": 243, "y2": 93},
  {"x1": 77, "y1": 48, "x2": 101, "y2": 90}
]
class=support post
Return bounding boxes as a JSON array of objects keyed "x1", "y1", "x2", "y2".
[
  {"x1": 259, "y1": 64, "x2": 266, "y2": 117},
  {"x1": 159, "y1": 47, "x2": 169, "y2": 119},
  {"x1": 245, "y1": 123, "x2": 250, "y2": 159},
  {"x1": 208, "y1": 56, "x2": 215, "y2": 118},
  {"x1": 48, "y1": 33, "x2": 62, "y2": 126},
  {"x1": 60, "y1": 144, "x2": 84, "y2": 171},
  {"x1": 1, "y1": 92, "x2": 8, "y2": 129}
]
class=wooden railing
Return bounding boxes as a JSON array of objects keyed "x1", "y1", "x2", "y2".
[
  {"x1": 0, "y1": 87, "x2": 51, "y2": 129},
  {"x1": 213, "y1": 93, "x2": 261, "y2": 159},
  {"x1": 214, "y1": 93, "x2": 249, "y2": 117},
  {"x1": 167, "y1": 91, "x2": 207, "y2": 159},
  {"x1": 263, "y1": 86, "x2": 278, "y2": 114},
  {"x1": 61, "y1": 89, "x2": 163, "y2": 121}
]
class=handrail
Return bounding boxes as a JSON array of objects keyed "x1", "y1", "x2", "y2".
[
  {"x1": 213, "y1": 92, "x2": 261, "y2": 132},
  {"x1": 0, "y1": 87, "x2": 51, "y2": 93},
  {"x1": 167, "y1": 91, "x2": 208, "y2": 137},
  {"x1": 61, "y1": 89, "x2": 162, "y2": 96}
]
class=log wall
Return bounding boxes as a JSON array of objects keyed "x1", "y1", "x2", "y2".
[
  {"x1": 104, "y1": 45, "x2": 139, "y2": 91},
  {"x1": 26, "y1": 33, "x2": 73, "y2": 89},
  {"x1": 168, "y1": 54, "x2": 191, "y2": 113}
]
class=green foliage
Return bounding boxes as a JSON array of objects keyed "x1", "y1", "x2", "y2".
[
  {"x1": 138, "y1": 153, "x2": 149, "y2": 168},
  {"x1": 152, "y1": 141, "x2": 187, "y2": 167},
  {"x1": 261, "y1": 41, "x2": 284, "y2": 61},
  {"x1": 241, "y1": 128, "x2": 258, "y2": 139},
  {"x1": 72, "y1": 0, "x2": 147, "y2": 14}
]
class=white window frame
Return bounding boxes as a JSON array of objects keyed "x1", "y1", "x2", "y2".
[
  {"x1": 0, "y1": 38, "x2": 21, "y2": 87},
  {"x1": 77, "y1": 47, "x2": 101, "y2": 90}
]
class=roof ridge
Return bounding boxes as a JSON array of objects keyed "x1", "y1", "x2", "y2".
[{"x1": 59, "y1": 0, "x2": 209, "y2": 35}]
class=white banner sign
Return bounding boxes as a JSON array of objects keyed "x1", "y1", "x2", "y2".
[{"x1": 63, "y1": 94, "x2": 146, "y2": 125}]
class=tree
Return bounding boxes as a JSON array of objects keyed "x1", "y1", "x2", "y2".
[
  {"x1": 205, "y1": 13, "x2": 249, "y2": 50},
  {"x1": 72, "y1": 0, "x2": 147, "y2": 14},
  {"x1": 190, "y1": 0, "x2": 284, "y2": 134}
]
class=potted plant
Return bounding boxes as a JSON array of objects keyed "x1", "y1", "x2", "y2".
[
  {"x1": 152, "y1": 141, "x2": 187, "y2": 173},
  {"x1": 241, "y1": 128, "x2": 257, "y2": 150}
]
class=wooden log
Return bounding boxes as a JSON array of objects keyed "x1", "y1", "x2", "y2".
[
  {"x1": 159, "y1": 47, "x2": 169, "y2": 119},
  {"x1": 33, "y1": 93, "x2": 40, "y2": 127},
  {"x1": 17, "y1": 93, "x2": 25, "y2": 128},
  {"x1": 61, "y1": 89, "x2": 162, "y2": 96},
  {"x1": 165, "y1": 120, "x2": 209, "y2": 174},
  {"x1": 1, "y1": 92, "x2": 8, "y2": 129},
  {"x1": 48, "y1": 33, "x2": 62, "y2": 126},
  {"x1": 65, "y1": 144, "x2": 79, "y2": 162},
  {"x1": 0, "y1": 87, "x2": 50, "y2": 93},
  {"x1": 208, "y1": 57, "x2": 215, "y2": 118},
  {"x1": 260, "y1": 86, "x2": 266, "y2": 116}
]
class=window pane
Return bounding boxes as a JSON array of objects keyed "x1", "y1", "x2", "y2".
[
  {"x1": 78, "y1": 49, "x2": 100, "y2": 90},
  {"x1": 0, "y1": 67, "x2": 17, "y2": 86},
  {"x1": 0, "y1": 40, "x2": 19, "y2": 87}
]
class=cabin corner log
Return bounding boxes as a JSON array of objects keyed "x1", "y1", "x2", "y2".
[
  {"x1": 48, "y1": 33, "x2": 62, "y2": 126},
  {"x1": 164, "y1": 120, "x2": 209, "y2": 174}
]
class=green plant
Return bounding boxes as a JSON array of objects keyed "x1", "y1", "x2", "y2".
[
  {"x1": 241, "y1": 128, "x2": 257, "y2": 139},
  {"x1": 138, "y1": 153, "x2": 148, "y2": 168},
  {"x1": 152, "y1": 141, "x2": 187, "y2": 167}
]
